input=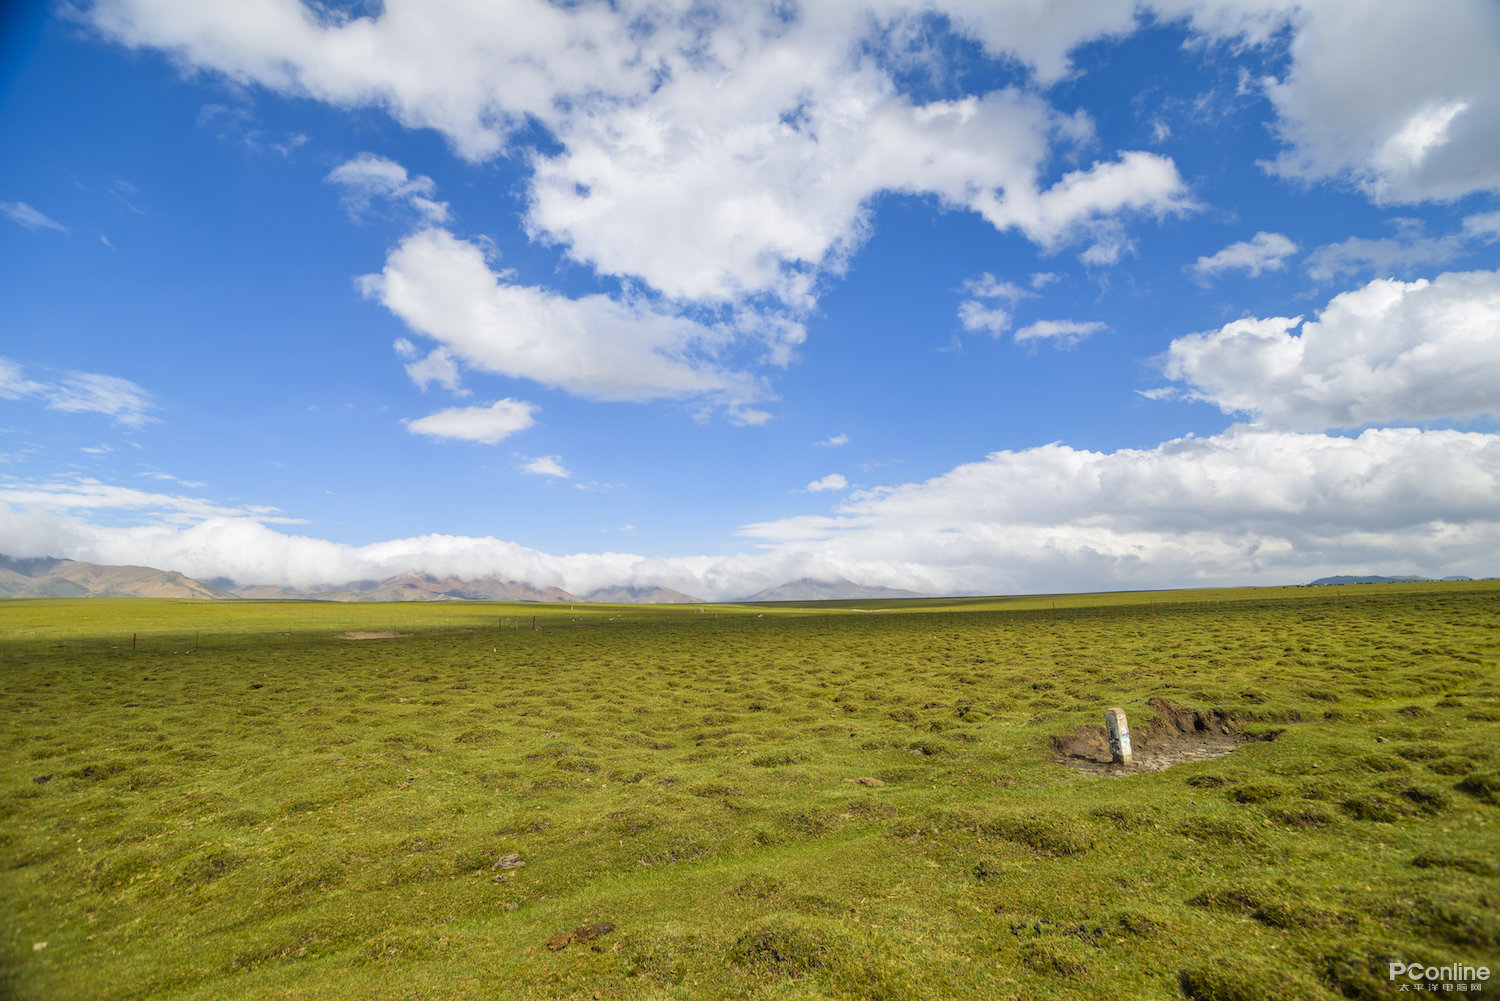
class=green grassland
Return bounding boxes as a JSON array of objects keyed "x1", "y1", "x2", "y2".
[{"x1": 2, "y1": 583, "x2": 1497, "y2": 1000}]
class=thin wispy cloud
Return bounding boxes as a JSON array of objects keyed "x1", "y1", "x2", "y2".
[
  {"x1": 2, "y1": 201, "x2": 69, "y2": 232},
  {"x1": 0, "y1": 357, "x2": 156, "y2": 427},
  {"x1": 1014, "y1": 319, "x2": 1108, "y2": 347}
]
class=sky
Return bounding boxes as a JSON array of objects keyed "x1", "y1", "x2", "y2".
[{"x1": 1, "y1": 0, "x2": 1498, "y2": 600}]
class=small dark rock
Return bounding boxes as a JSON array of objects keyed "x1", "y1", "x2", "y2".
[{"x1": 32, "y1": 774, "x2": 52, "y2": 784}]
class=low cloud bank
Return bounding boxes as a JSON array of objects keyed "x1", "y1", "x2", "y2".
[{"x1": 5, "y1": 425, "x2": 1495, "y2": 599}]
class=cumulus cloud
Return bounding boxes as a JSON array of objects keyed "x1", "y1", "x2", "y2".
[
  {"x1": 816, "y1": 433, "x2": 849, "y2": 448},
  {"x1": 85, "y1": 0, "x2": 1203, "y2": 314},
  {"x1": 1158, "y1": 268, "x2": 1500, "y2": 429},
  {"x1": 1258, "y1": 0, "x2": 1500, "y2": 202},
  {"x1": 360, "y1": 227, "x2": 777, "y2": 408},
  {"x1": 1014, "y1": 319, "x2": 1107, "y2": 346},
  {"x1": 2, "y1": 201, "x2": 69, "y2": 232},
  {"x1": 8, "y1": 424, "x2": 1496, "y2": 595},
  {"x1": 1188, "y1": 231, "x2": 1298, "y2": 281},
  {"x1": 739, "y1": 425, "x2": 1500, "y2": 592},
  {"x1": 0, "y1": 357, "x2": 156, "y2": 427},
  {"x1": 405, "y1": 398, "x2": 536, "y2": 444},
  {"x1": 806, "y1": 473, "x2": 848, "y2": 492}
]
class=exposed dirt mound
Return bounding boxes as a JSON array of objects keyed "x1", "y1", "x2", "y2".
[
  {"x1": 339, "y1": 631, "x2": 411, "y2": 640},
  {"x1": 1052, "y1": 698, "x2": 1281, "y2": 776}
]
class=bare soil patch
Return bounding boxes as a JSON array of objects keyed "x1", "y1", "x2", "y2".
[
  {"x1": 1052, "y1": 698, "x2": 1282, "y2": 776},
  {"x1": 339, "y1": 631, "x2": 411, "y2": 640}
]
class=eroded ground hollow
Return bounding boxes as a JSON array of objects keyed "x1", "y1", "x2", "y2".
[{"x1": 1052, "y1": 698, "x2": 1282, "y2": 776}]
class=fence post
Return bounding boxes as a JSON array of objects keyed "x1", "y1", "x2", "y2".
[{"x1": 1105, "y1": 707, "x2": 1132, "y2": 766}]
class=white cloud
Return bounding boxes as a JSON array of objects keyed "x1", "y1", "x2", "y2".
[
  {"x1": 0, "y1": 478, "x2": 299, "y2": 526},
  {"x1": 961, "y1": 273, "x2": 1032, "y2": 302},
  {"x1": 956, "y1": 300, "x2": 1011, "y2": 337},
  {"x1": 972, "y1": 150, "x2": 1194, "y2": 252},
  {"x1": 0, "y1": 358, "x2": 46, "y2": 399},
  {"x1": 1014, "y1": 319, "x2": 1107, "y2": 346},
  {"x1": 1188, "y1": 231, "x2": 1298, "y2": 281},
  {"x1": 48, "y1": 373, "x2": 157, "y2": 427},
  {"x1": 521, "y1": 455, "x2": 570, "y2": 478},
  {"x1": 326, "y1": 152, "x2": 449, "y2": 222},
  {"x1": 1258, "y1": 0, "x2": 1500, "y2": 202},
  {"x1": 1078, "y1": 229, "x2": 1133, "y2": 267},
  {"x1": 816, "y1": 433, "x2": 849, "y2": 448},
  {"x1": 139, "y1": 471, "x2": 206, "y2": 488},
  {"x1": 1304, "y1": 219, "x2": 1466, "y2": 282},
  {"x1": 806, "y1": 473, "x2": 848, "y2": 492},
  {"x1": 1158, "y1": 268, "x2": 1500, "y2": 430},
  {"x1": 0, "y1": 357, "x2": 156, "y2": 427},
  {"x1": 1, "y1": 201, "x2": 69, "y2": 232},
  {"x1": 88, "y1": 0, "x2": 1201, "y2": 315},
  {"x1": 958, "y1": 271, "x2": 1036, "y2": 336},
  {"x1": 360, "y1": 227, "x2": 778, "y2": 409},
  {"x1": 405, "y1": 398, "x2": 536, "y2": 444},
  {"x1": 401, "y1": 345, "x2": 466, "y2": 395},
  {"x1": 738, "y1": 425, "x2": 1500, "y2": 593},
  {"x1": 197, "y1": 102, "x2": 308, "y2": 157},
  {"x1": 1463, "y1": 211, "x2": 1500, "y2": 241},
  {"x1": 10, "y1": 422, "x2": 1495, "y2": 596}
]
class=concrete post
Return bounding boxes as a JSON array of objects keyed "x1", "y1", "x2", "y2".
[{"x1": 1105, "y1": 707, "x2": 1132, "y2": 766}]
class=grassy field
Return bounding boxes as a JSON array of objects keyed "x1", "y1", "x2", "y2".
[{"x1": 1, "y1": 583, "x2": 1497, "y2": 1000}]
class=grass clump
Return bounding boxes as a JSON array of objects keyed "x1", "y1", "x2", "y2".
[{"x1": 1455, "y1": 770, "x2": 1500, "y2": 805}]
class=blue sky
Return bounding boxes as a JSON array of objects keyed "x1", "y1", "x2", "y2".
[{"x1": 2, "y1": 0, "x2": 1498, "y2": 598}]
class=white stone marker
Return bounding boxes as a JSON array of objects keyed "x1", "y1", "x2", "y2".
[{"x1": 1105, "y1": 707, "x2": 1132, "y2": 766}]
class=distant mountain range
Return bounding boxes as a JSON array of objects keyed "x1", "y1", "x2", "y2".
[
  {"x1": 739, "y1": 577, "x2": 928, "y2": 601},
  {"x1": 0, "y1": 556, "x2": 237, "y2": 600},
  {"x1": 1306, "y1": 574, "x2": 1474, "y2": 586},
  {"x1": 227, "y1": 574, "x2": 706, "y2": 604},
  {"x1": 0, "y1": 555, "x2": 716, "y2": 603},
  {"x1": 0, "y1": 555, "x2": 939, "y2": 605}
]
